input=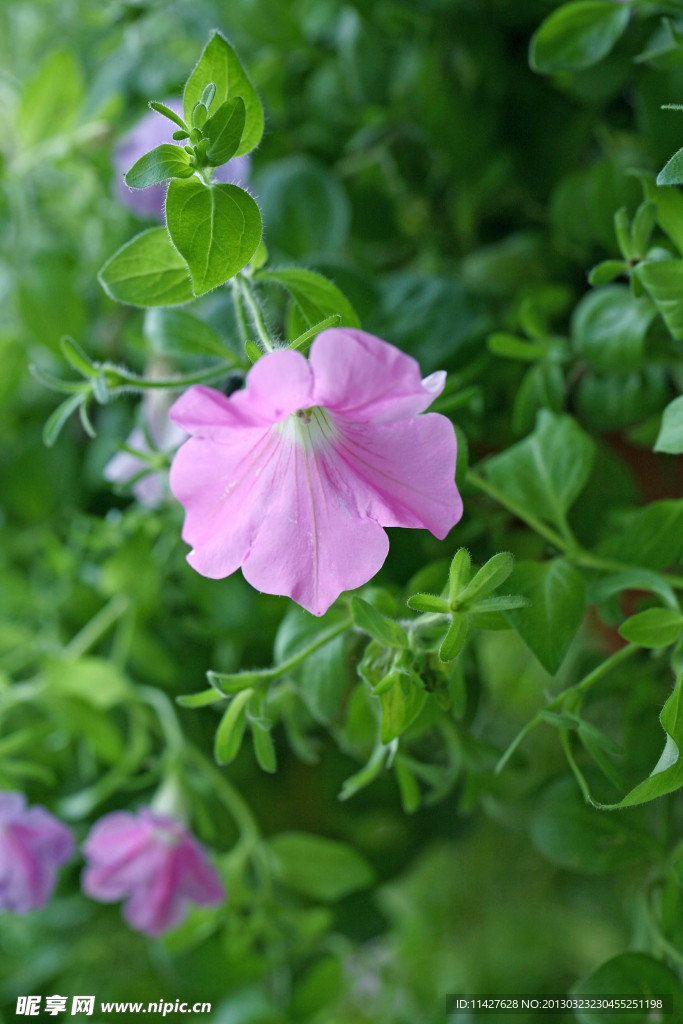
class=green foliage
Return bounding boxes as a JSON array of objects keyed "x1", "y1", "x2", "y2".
[
  {"x1": 99, "y1": 228, "x2": 194, "y2": 307},
  {"x1": 5, "y1": 1, "x2": 683, "y2": 1019},
  {"x1": 165, "y1": 179, "x2": 262, "y2": 294}
]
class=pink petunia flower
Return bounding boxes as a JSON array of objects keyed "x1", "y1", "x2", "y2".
[
  {"x1": 81, "y1": 809, "x2": 224, "y2": 936},
  {"x1": 113, "y1": 98, "x2": 250, "y2": 220},
  {"x1": 0, "y1": 791, "x2": 74, "y2": 913},
  {"x1": 168, "y1": 328, "x2": 462, "y2": 616}
]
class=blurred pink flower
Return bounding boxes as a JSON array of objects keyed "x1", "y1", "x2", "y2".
[
  {"x1": 169, "y1": 328, "x2": 462, "y2": 616},
  {"x1": 82, "y1": 809, "x2": 224, "y2": 936},
  {"x1": 0, "y1": 791, "x2": 74, "y2": 913},
  {"x1": 103, "y1": 379, "x2": 187, "y2": 507},
  {"x1": 113, "y1": 98, "x2": 250, "y2": 219}
]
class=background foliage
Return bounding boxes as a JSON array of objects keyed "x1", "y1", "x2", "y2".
[{"x1": 2, "y1": 0, "x2": 683, "y2": 1021}]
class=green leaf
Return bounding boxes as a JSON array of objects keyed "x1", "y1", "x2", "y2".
[
  {"x1": 183, "y1": 31, "x2": 263, "y2": 157},
  {"x1": 45, "y1": 657, "x2": 131, "y2": 709},
  {"x1": 599, "y1": 499, "x2": 683, "y2": 571},
  {"x1": 631, "y1": 201, "x2": 657, "y2": 257},
  {"x1": 571, "y1": 285, "x2": 656, "y2": 372},
  {"x1": 572, "y1": 953, "x2": 683, "y2": 1023},
  {"x1": 18, "y1": 49, "x2": 84, "y2": 148},
  {"x1": 268, "y1": 832, "x2": 374, "y2": 901},
  {"x1": 439, "y1": 615, "x2": 469, "y2": 663},
  {"x1": 166, "y1": 179, "x2": 262, "y2": 295},
  {"x1": 619, "y1": 607, "x2": 683, "y2": 648},
  {"x1": 529, "y1": 1, "x2": 630, "y2": 74},
  {"x1": 636, "y1": 259, "x2": 683, "y2": 340},
  {"x1": 576, "y1": 366, "x2": 670, "y2": 432},
  {"x1": 639, "y1": 171, "x2": 683, "y2": 256},
  {"x1": 143, "y1": 308, "x2": 231, "y2": 359},
  {"x1": 149, "y1": 101, "x2": 188, "y2": 132},
  {"x1": 587, "y1": 260, "x2": 628, "y2": 287},
  {"x1": 457, "y1": 552, "x2": 514, "y2": 606},
  {"x1": 655, "y1": 395, "x2": 683, "y2": 454},
  {"x1": 273, "y1": 608, "x2": 348, "y2": 726},
  {"x1": 379, "y1": 673, "x2": 426, "y2": 743},
  {"x1": 124, "y1": 144, "x2": 192, "y2": 188},
  {"x1": 487, "y1": 333, "x2": 549, "y2": 361},
  {"x1": 530, "y1": 776, "x2": 650, "y2": 874},
  {"x1": 614, "y1": 673, "x2": 683, "y2": 807},
  {"x1": 251, "y1": 719, "x2": 277, "y2": 773},
  {"x1": 658, "y1": 147, "x2": 683, "y2": 187},
  {"x1": 204, "y1": 97, "x2": 246, "y2": 165},
  {"x1": 43, "y1": 393, "x2": 83, "y2": 447},
  {"x1": 448, "y1": 548, "x2": 471, "y2": 603},
  {"x1": 406, "y1": 593, "x2": 449, "y2": 614},
  {"x1": 214, "y1": 688, "x2": 253, "y2": 764},
  {"x1": 483, "y1": 410, "x2": 595, "y2": 528},
  {"x1": 99, "y1": 227, "x2": 193, "y2": 308},
  {"x1": 504, "y1": 559, "x2": 586, "y2": 674},
  {"x1": 350, "y1": 597, "x2": 408, "y2": 649},
  {"x1": 394, "y1": 757, "x2": 421, "y2": 814},
  {"x1": 257, "y1": 268, "x2": 359, "y2": 329}
]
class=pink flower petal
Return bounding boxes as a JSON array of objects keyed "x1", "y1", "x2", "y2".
[
  {"x1": 241, "y1": 424, "x2": 389, "y2": 615},
  {"x1": 310, "y1": 329, "x2": 445, "y2": 423},
  {"x1": 330, "y1": 412, "x2": 462, "y2": 539}
]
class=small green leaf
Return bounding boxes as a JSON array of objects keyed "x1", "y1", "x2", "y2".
[
  {"x1": 204, "y1": 97, "x2": 246, "y2": 165},
  {"x1": 191, "y1": 102, "x2": 208, "y2": 129},
  {"x1": 406, "y1": 593, "x2": 449, "y2": 614},
  {"x1": 587, "y1": 261, "x2": 628, "y2": 287},
  {"x1": 487, "y1": 333, "x2": 549, "y2": 361},
  {"x1": 149, "y1": 101, "x2": 188, "y2": 132},
  {"x1": 379, "y1": 674, "x2": 426, "y2": 743},
  {"x1": 599, "y1": 499, "x2": 683, "y2": 572},
  {"x1": 572, "y1": 953, "x2": 683, "y2": 1019},
  {"x1": 571, "y1": 285, "x2": 655, "y2": 372},
  {"x1": 394, "y1": 757, "x2": 421, "y2": 814},
  {"x1": 207, "y1": 669, "x2": 271, "y2": 694},
  {"x1": 125, "y1": 144, "x2": 193, "y2": 189},
  {"x1": 18, "y1": 49, "x2": 84, "y2": 148},
  {"x1": 166, "y1": 179, "x2": 262, "y2": 295},
  {"x1": 619, "y1": 607, "x2": 683, "y2": 648},
  {"x1": 658, "y1": 147, "x2": 683, "y2": 187},
  {"x1": 631, "y1": 201, "x2": 657, "y2": 256},
  {"x1": 256, "y1": 268, "x2": 359, "y2": 329},
  {"x1": 504, "y1": 559, "x2": 586, "y2": 674},
  {"x1": 176, "y1": 688, "x2": 224, "y2": 708},
  {"x1": 439, "y1": 615, "x2": 469, "y2": 662},
  {"x1": 200, "y1": 83, "x2": 216, "y2": 109},
  {"x1": 43, "y1": 393, "x2": 84, "y2": 447},
  {"x1": 529, "y1": 1, "x2": 630, "y2": 74},
  {"x1": 214, "y1": 688, "x2": 253, "y2": 764},
  {"x1": 448, "y1": 548, "x2": 471, "y2": 604},
  {"x1": 268, "y1": 832, "x2": 374, "y2": 901},
  {"x1": 655, "y1": 395, "x2": 683, "y2": 454},
  {"x1": 99, "y1": 227, "x2": 193, "y2": 308},
  {"x1": 350, "y1": 597, "x2": 408, "y2": 649},
  {"x1": 467, "y1": 594, "x2": 531, "y2": 613},
  {"x1": 251, "y1": 720, "x2": 277, "y2": 773},
  {"x1": 636, "y1": 259, "x2": 683, "y2": 340},
  {"x1": 245, "y1": 340, "x2": 262, "y2": 363},
  {"x1": 183, "y1": 31, "x2": 263, "y2": 157},
  {"x1": 639, "y1": 171, "x2": 683, "y2": 257},
  {"x1": 615, "y1": 672, "x2": 683, "y2": 807},
  {"x1": 457, "y1": 552, "x2": 514, "y2": 607}
]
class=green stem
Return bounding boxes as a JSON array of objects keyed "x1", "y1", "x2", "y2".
[
  {"x1": 208, "y1": 617, "x2": 353, "y2": 695},
  {"x1": 237, "y1": 276, "x2": 275, "y2": 353},
  {"x1": 231, "y1": 279, "x2": 251, "y2": 347},
  {"x1": 467, "y1": 469, "x2": 683, "y2": 592},
  {"x1": 186, "y1": 745, "x2": 261, "y2": 843},
  {"x1": 61, "y1": 594, "x2": 130, "y2": 661},
  {"x1": 495, "y1": 643, "x2": 638, "y2": 773},
  {"x1": 105, "y1": 361, "x2": 238, "y2": 392},
  {"x1": 466, "y1": 470, "x2": 566, "y2": 550}
]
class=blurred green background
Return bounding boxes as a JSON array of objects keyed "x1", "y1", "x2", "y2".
[{"x1": 2, "y1": 1, "x2": 683, "y2": 1022}]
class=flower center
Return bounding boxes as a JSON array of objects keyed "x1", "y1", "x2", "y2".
[{"x1": 275, "y1": 406, "x2": 336, "y2": 450}]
